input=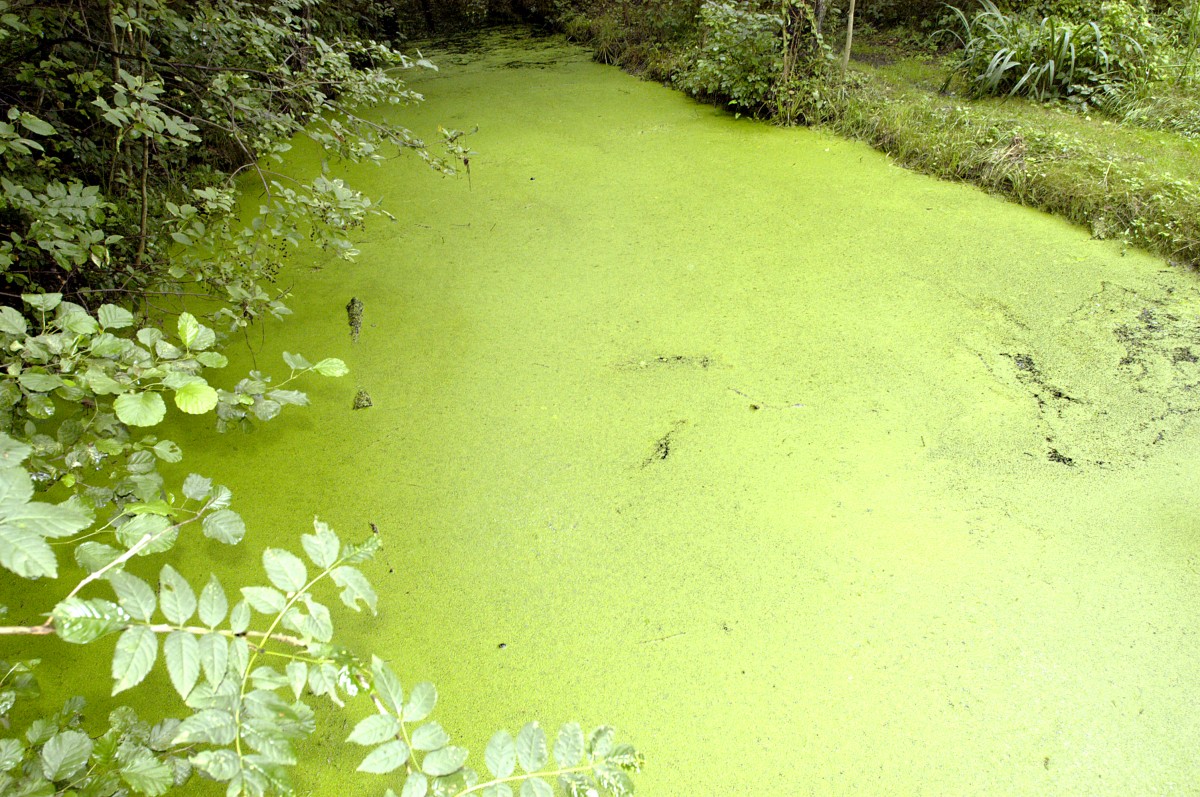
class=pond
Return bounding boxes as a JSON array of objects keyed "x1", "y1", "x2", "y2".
[{"x1": 40, "y1": 28, "x2": 1200, "y2": 796}]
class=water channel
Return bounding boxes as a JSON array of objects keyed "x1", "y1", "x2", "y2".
[{"x1": 97, "y1": 28, "x2": 1200, "y2": 795}]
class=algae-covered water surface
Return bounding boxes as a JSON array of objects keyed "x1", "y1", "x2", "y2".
[{"x1": 31, "y1": 29, "x2": 1200, "y2": 795}]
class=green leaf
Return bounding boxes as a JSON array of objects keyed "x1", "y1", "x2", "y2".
[
  {"x1": 481, "y1": 785, "x2": 513, "y2": 797},
  {"x1": 159, "y1": 564, "x2": 197, "y2": 625},
  {"x1": 112, "y1": 625, "x2": 158, "y2": 694},
  {"x1": 109, "y1": 571, "x2": 157, "y2": 622},
  {"x1": 301, "y1": 519, "x2": 340, "y2": 569},
  {"x1": 173, "y1": 380, "x2": 218, "y2": 415},
  {"x1": 229, "y1": 600, "x2": 250, "y2": 634},
  {"x1": 0, "y1": 738, "x2": 24, "y2": 772},
  {"x1": 202, "y1": 509, "x2": 244, "y2": 544},
  {"x1": 403, "y1": 682, "x2": 436, "y2": 723},
  {"x1": 190, "y1": 749, "x2": 239, "y2": 781},
  {"x1": 400, "y1": 772, "x2": 429, "y2": 797},
  {"x1": 240, "y1": 586, "x2": 286, "y2": 615},
  {"x1": 18, "y1": 372, "x2": 63, "y2": 392},
  {"x1": 0, "y1": 306, "x2": 27, "y2": 335},
  {"x1": 553, "y1": 722, "x2": 584, "y2": 767},
  {"x1": 0, "y1": 520, "x2": 56, "y2": 578},
  {"x1": 410, "y1": 721, "x2": 450, "y2": 752},
  {"x1": 198, "y1": 575, "x2": 227, "y2": 627},
  {"x1": 98, "y1": 304, "x2": 134, "y2": 330},
  {"x1": 116, "y1": 514, "x2": 174, "y2": 555},
  {"x1": 358, "y1": 739, "x2": 409, "y2": 774},
  {"x1": 23, "y1": 293, "x2": 62, "y2": 312},
  {"x1": 286, "y1": 661, "x2": 307, "y2": 700},
  {"x1": 18, "y1": 114, "x2": 54, "y2": 136},
  {"x1": 347, "y1": 714, "x2": 400, "y2": 746},
  {"x1": 587, "y1": 726, "x2": 614, "y2": 759},
  {"x1": 52, "y1": 597, "x2": 129, "y2": 643},
  {"x1": 75, "y1": 542, "x2": 121, "y2": 573},
  {"x1": 173, "y1": 708, "x2": 236, "y2": 746},
  {"x1": 196, "y1": 351, "x2": 228, "y2": 368},
  {"x1": 119, "y1": 746, "x2": 173, "y2": 796},
  {"x1": 115, "y1": 392, "x2": 166, "y2": 427},
  {"x1": 40, "y1": 730, "x2": 92, "y2": 781},
  {"x1": 485, "y1": 731, "x2": 515, "y2": 778},
  {"x1": 177, "y1": 313, "x2": 200, "y2": 348},
  {"x1": 516, "y1": 722, "x2": 547, "y2": 773},
  {"x1": 150, "y1": 439, "x2": 182, "y2": 462},
  {"x1": 420, "y1": 745, "x2": 467, "y2": 777},
  {"x1": 282, "y1": 351, "x2": 311, "y2": 370},
  {"x1": 331, "y1": 565, "x2": 377, "y2": 614},
  {"x1": 198, "y1": 632, "x2": 228, "y2": 688},
  {"x1": 313, "y1": 358, "x2": 348, "y2": 377},
  {"x1": 3, "y1": 498, "x2": 92, "y2": 539},
  {"x1": 262, "y1": 548, "x2": 307, "y2": 593},
  {"x1": 164, "y1": 630, "x2": 200, "y2": 698},
  {"x1": 0, "y1": 434, "x2": 32, "y2": 466},
  {"x1": 182, "y1": 474, "x2": 212, "y2": 501},
  {"x1": 519, "y1": 779, "x2": 553, "y2": 797},
  {"x1": 371, "y1": 657, "x2": 404, "y2": 715}
]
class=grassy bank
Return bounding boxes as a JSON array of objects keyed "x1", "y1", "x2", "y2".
[{"x1": 556, "y1": 15, "x2": 1200, "y2": 270}]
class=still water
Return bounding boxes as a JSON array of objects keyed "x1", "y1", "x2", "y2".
[{"x1": 54, "y1": 29, "x2": 1200, "y2": 796}]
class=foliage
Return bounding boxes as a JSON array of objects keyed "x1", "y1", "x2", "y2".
[
  {"x1": 676, "y1": 1, "x2": 783, "y2": 113},
  {"x1": 0, "y1": 0, "x2": 468, "y2": 330},
  {"x1": 945, "y1": 0, "x2": 1161, "y2": 104},
  {"x1": 0, "y1": 3, "x2": 642, "y2": 797}
]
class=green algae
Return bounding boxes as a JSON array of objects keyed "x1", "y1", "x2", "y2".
[{"x1": 11, "y1": 27, "x2": 1200, "y2": 796}]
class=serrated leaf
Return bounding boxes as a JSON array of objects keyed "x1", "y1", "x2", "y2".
[
  {"x1": 114, "y1": 392, "x2": 166, "y2": 427},
  {"x1": 198, "y1": 575, "x2": 227, "y2": 627},
  {"x1": 553, "y1": 722, "x2": 585, "y2": 767},
  {"x1": 23, "y1": 293, "x2": 61, "y2": 312},
  {"x1": 0, "y1": 520, "x2": 57, "y2": 578},
  {"x1": 116, "y1": 513, "x2": 174, "y2": 555},
  {"x1": 196, "y1": 351, "x2": 228, "y2": 368},
  {"x1": 313, "y1": 358, "x2": 348, "y2": 377},
  {"x1": 301, "y1": 519, "x2": 339, "y2": 569},
  {"x1": 0, "y1": 306, "x2": 28, "y2": 334},
  {"x1": 112, "y1": 625, "x2": 157, "y2": 694},
  {"x1": 182, "y1": 474, "x2": 212, "y2": 501},
  {"x1": 371, "y1": 657, "x2": 404, "y2": 715},
  {"x1": 587, "y1": 726, "x2": 614, "y2": 759},
  {"x1": 286, "y1": 662, "x2": 306, "y2": 700},
  {"x1": 410, "y1": 721, "x2": 450, "y2": 752},
  {"x1": 164, "y1": 630, "x2": 200, "y2": 698},
  {"x1": 241, "y1": 586, "x2": 286, "y2": 615},
  {"x1": 109, "y1": 571, "x2": 156, "y2": 621},
  {"x1": 119, "y1": 745, "x2": 173, "y2": 796},
  {"x1": 347, "y1": 714, "x2": 400, "y2": 746},
  {"x1": 174, "y1": 380, "x2": 218, "y2": 415},
  {"x1": 151, "y1": 439, "x2": 182, "y2": 462},
  {"x1": 485, "y1": 730, "x2": 515, "y2": 778},
  {"x1": 262, "y1": 548, "x2": 307, "y2": 593},
  {"x1": 403, "y1": 682, "x2": 436, "y2": 723},
  {"x1": 481, "y1": 785, "x2": 513, "y2": 797},
  {"x1": 198, "y1": 632, "x2": 228, "y2": 688},
  {"x1": 18, "y1": 372, "x2": 64, "y2": 392},
  {"x1": 201, "y1": 509, "x2": 244, "y2": 544},
  {"x1": 520, "y1": 778, "x2": 553, "y2": 797},
  {"x1": 40, "y1": 730, "x2": 92, "y2": 781},
  {"x1": 229, "y1": 601, "x2": 250, "y2": 634},
  {"x1": 331, "y1": 565, "x2": 377, "y2": 614},
  {"x1": 420, "y1": 745, "x2": 467, "y2": 777},
  {"x1": 358, "y1": 739, "x2": 409, "y2": 774},
  {"x1": 516, "y1": 723, "x2": 547, "y2": 773},
  {"x1": 172, "y1": 709, "x2": 236, "y2": 745},
  {"x1": 190, "y1": 749, "x2": 238, "y2": 781},
  {"x1": 400, "y1": 771, "x2": 429, "y2": 797},
  {"x1": 159, "y1": 564, "x2": 196, "y2": 624},
  {"x1": 98, "y1": 304, "x2": 134, "y2": 330},
  {"x1": 282, "y1": 351, "x2": 311, "y2": 370},
  {"x1": 52, "y1": 597, "x2": 129, "y2": 643}
]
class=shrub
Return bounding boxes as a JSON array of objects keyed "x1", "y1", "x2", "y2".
[{"x1": 677, "y1": 1, "x2": 782, "y2": 114}]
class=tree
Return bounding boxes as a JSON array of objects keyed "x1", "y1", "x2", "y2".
[{"x1": 0, "y1": 2, "x2": 642, "y2": 795}]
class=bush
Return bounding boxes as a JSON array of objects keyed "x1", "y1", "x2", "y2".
[{"x1": 676, "y1": 1, "x2": 782, "y2": 114}]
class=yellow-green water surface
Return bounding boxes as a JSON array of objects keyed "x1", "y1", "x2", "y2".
[{"x1": 34, "y1": 29, "x2": 1200, "y2": 796}]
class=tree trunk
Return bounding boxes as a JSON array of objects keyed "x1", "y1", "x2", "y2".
[{"x1": 841, "y1": 0, "x2": 856, "y2": 73}]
